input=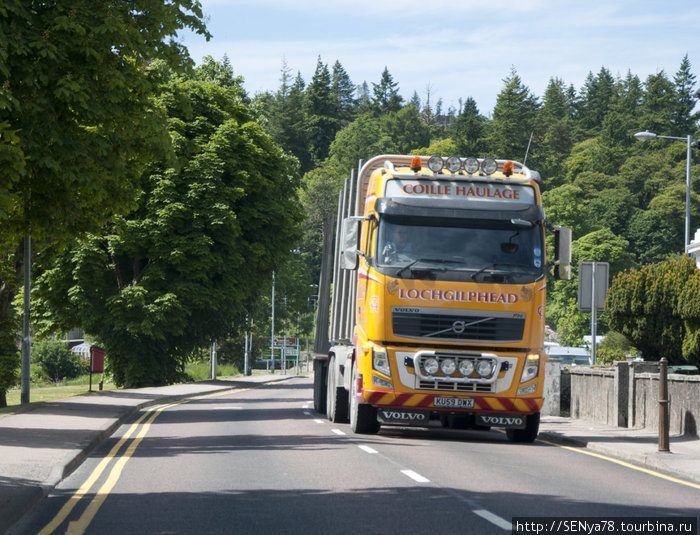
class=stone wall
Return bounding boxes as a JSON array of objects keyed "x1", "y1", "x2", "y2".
[
  {"x1": 630, "y1": 372, "x2": 700, "y2": 436},
  {"x1": 550, "y1": 362, "x2": 700, "y2": 437}
]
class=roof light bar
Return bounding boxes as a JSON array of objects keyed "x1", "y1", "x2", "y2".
[
  {"x1": 427, "y1": 155, "x2": 444, "y2": 173},
  {"x1": 464, "y1": 157, "x2": 480, "y2": 174},
  {"x1": 481, "y1": 158, "x2": 498, "y2": 175},
  {"x1": 445, "y1": 156, "x2": 462, "y2": 173}
]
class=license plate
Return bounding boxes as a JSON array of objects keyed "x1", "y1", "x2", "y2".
[{"x1": 433, "y1": 397, "x2": 474, "y2": 408}]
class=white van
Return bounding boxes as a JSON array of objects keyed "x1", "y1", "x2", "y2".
[{"x1": 545, "y1": 345, "x2": 593, "y2": 365}]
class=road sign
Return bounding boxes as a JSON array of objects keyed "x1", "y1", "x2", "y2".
[
  {"x1": 264, "y1": 348, "x2": 283, "y2": 359},
  {"x1": 578, "y1": 262, "x2": 609, "y2": 311},
  {"x1": 267, "y1": 346, "x2": 299, "y2": 359},
  {"x1": 274, "y1": 337, "x2": 297, "y2": 346}
]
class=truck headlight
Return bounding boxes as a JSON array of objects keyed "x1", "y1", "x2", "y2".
[
  {"x1": 458, "y1": 359, "x2": 475, "y2": 377},
  {"x1": 476, "y1": 359, "x2": 495, "y2": 378},
  {"x1": 440, "y1": 358, "x2": 456, "y2": 375},
  {"x1": 373, "y1": 348, "x2": 391, "y2": 376},
  {"x1": 520, "y1": 353, "x2": 540, "y2": 383},
  {"x1": 423, "y1": 357, "x2": 439, "y2": 375}
]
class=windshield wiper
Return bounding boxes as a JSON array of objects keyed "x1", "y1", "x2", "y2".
[
  {"x1": 396, "y1": 258, "x2": 460, "y2": 278},
  {"x1": 470, "y1": 262, "x2": 539, "y2": 281}
]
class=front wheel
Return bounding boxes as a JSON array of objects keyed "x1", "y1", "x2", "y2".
[
  {"x1": 506, "y1": 412, "x2": 540, "y2": 443},
  {"x1": 326, "y1": 356, "x2": 348, "y2": 423},
  {"x1": 349, "y1": 360, "x2": 380, "y2": 434}
]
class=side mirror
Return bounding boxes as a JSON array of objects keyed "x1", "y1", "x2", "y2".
[
  {"x1": 554, "y1": 226, "x2": 572, "y2": 280},
  {"x1": 341, "y1": 217, "x2": 363, "y2": 270}
]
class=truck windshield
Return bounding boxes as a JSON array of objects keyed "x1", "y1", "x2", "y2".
[{"x1": 376, "y1": 218, "x2": 544, "y2": 282}]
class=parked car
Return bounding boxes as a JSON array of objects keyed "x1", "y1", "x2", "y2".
[{"x1": 545, "y1": 346, "x2": 593, "y2": 366}]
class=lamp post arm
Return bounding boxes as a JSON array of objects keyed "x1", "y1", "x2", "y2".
[{"x1": 656, "y1": 134, "x2": 688, "y2": 142}]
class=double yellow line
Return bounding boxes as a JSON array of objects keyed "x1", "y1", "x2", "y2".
[{"x1": 40, "y1": 388, "x2": 250, "y2": 535}]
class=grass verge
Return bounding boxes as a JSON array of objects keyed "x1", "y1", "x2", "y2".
[{"x1": 0, "y1": 361, "x2": 267, "y2": 415}]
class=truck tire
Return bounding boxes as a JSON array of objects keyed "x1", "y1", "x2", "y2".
[
  {"x1": 313, "y1": 359, "x2": 327, "y2": 415},
  {"x1": 349, "y1": 360, "x2": 380, "y2": 434},
  {"x1": 326, "y1": 356, "x2": 348, "y2": 422},
  {"x1": 506, "y1": 412, "x2": 540, "y2": 443}
]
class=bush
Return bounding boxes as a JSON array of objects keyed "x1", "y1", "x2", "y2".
[
  {"x1": 596, "y1": 331, "x2": 636, "y2": 365},
  {"x1": 607, "y1": 255, "x2": 699, "y2": 365},
  {"x1": 33, "y1": 338, "x2": 85, "y2": 383}
]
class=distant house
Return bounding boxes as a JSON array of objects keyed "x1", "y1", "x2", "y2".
[
  {"x1": 688, "y1": 228, "x2": 700, "y2": 268},
  {"x1": 70, "y1": 341, "x2": 91, "y2": 360}
]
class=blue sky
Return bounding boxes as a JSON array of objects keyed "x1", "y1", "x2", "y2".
[{"x1": 178, "y1": 0, "x2": 700, "y2": 116}]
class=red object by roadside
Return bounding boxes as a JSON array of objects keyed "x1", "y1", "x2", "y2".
[{"x1": 90, "y1": 346, "x2": 106, "y2": 373}]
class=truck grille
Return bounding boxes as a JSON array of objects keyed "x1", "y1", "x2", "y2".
[
  {"x1": 417, "y1": 380, "x2": 493, "y2": 393},
  {"x1": 392, "y1": 307, "x2": 525, "y2": 343}
]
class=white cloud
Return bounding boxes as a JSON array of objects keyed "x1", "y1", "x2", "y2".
[{"x1": 182, "y1": 0, "x2": 700, "y2": 113}]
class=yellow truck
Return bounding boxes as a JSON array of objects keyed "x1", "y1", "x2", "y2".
[{"x1": 312, "y1": 155, "x2": 571, "y2": 442}]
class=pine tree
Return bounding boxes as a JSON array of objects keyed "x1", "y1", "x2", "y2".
[
  {"x1": 578, "y1": 67, "x2": 616, "y2": 135},
  {"x1": 671, "y1": 54, "x2": 697, "y2": 136},
  {"x1": 640, "y1": 71, "x2": 676, "y2": 134},
  {"x1": 356, "y1": 81, "x2": 373, "y2": 115},
  {"x1": 371, "y1": 67, "x2": 403, "y2": 115},
  {"x1": 452, "y1": 97, "x2": 486, "y2": 157},
  {"x1": 331, "y1": 60, "x2": 356, "y2": 123},
  {"x1": 264, "y1": 66, "x2": 311, "y2": 174},
  {"x1": 534, "y1": 78, "x2": 574, "y2": 183},
  {"x1": 304, "y1": 57, "x2": 341, "y2": 166},
  {"x1": 486, "y1": 68, "x2": 539, "y2": 159}
]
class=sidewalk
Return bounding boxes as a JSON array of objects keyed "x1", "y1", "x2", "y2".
[{"x1": 1, "y1": 377, "x2": 699, "y2": 533}]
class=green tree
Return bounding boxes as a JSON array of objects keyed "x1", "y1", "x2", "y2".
[
  {"x1": 331, "y1": 60, "x2": 357, "y2": 123},
  {"x1": 451, "y1": 97, "x2": 487, "y2": 157},
  {"x1": 380, "y1": 105, "x2": 430, "y2": 154},
  {"x1": 0, "y1": 0, "x2": 209, "y2": 403},
  {"x1": 625, "y1": 209, "x2": 681, "y2": 265},
  {"x1": 671, "y1": 55, "x2": 697, "y2": 136},
  {"x1": 548, "y1": 228, "x2": 634, "y2": 338},
  {"x1": 34, "y1": 70, "x2": 303, "y2": 387},
  {"x1": 327, "y1": 114, "x2": 389, "y2": 175},
  {"x1": 577, "y1": 67, "x2": 615, "y2": 136},
  {"x1": 300, "y1": 162, "x2": 346, "y2": 353},
  {"x1": 486, "y1": 68, "x2": 539, "y2": 159},
  {"x1": 533, "y1": 77, "x2": 574, "y2": 183},
  {"x1": 590, "y1": 110, "x2": 630, "y2": 175},
  {"x1": 541, "y1": 184, "x2": 594, "y2": 239},
  {"x1": 371, "y1": 67, "x2": 403, "y2": 115},
  {"x1": 193, "y1": 55, "x2": 245, "y2": 92},
  {"x1": 268, "y1": 70, "x2": 311, "y2": 173},
  {"x1": 640, "y1": 71, "x2": 676, "y2": 134},
  {"x1": 304, "y1": 57, "x2": 341, "y2": 167},
  {"x1": 607, "y1": 255, "x2": 699, "y2": 364}
]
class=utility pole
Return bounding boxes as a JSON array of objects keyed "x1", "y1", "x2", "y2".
[
  {"x1": 270, "y1": 271, "x2": 275, "y2": 373},
  {"x1": 20, "y1": 234, "x2": 31, "y2": 404}
]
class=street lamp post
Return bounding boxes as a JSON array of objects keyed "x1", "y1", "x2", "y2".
[{"x1": 634, "y1": 131, "x2": 694, "y2": 250}]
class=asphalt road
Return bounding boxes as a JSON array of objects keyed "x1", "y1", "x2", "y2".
[{"x1": 11, "y1": 376, "x2": 699, "y2": 535}]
